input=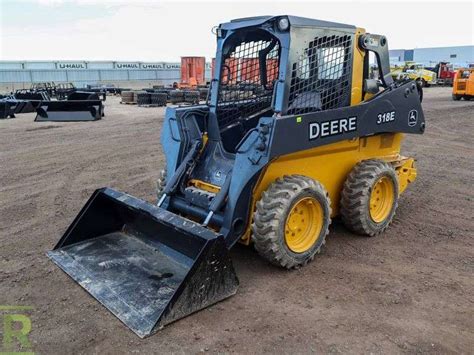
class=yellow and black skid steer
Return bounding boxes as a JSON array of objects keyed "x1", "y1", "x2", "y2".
[{"x1": 48, "y1": 16, "x2": 425, "y2": 337}]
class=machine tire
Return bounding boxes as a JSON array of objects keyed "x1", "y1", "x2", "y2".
[
  {"x1": 463, "y1": 96, "x2": 472, "y2": 101},
  {"x1": 150, "y1": 93, "x2": 168, "y2": 106},
  {"x1": 156, "y1": 169, "x2": 167, "y2": 200},
  {"x1": 170, "y1": 90, "x2": 184, "y2": 104},
  {"x1": 136, "y1": 91, "x2": 151, "y2": 106},
  {"x1": 340, "y1": 160, "x2": 399, "y2": 237},
  {"x1": 252, "y1": 175, "x2": 331, "y2": 269},
  {"x1": 121, "y1": 90, "x2": 135, "y2": 104},
  {"x1": 198, "y1": 88, "x2": 209, "y2": 101},
  {"x1": 184, "y1": 90, "x2": 200, "y2": 104},
  {"x1": 452, "y1": 94, "x2": 462, "y2": 101}
]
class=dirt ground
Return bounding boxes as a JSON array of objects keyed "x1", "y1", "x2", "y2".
[{"x1": 1, "y1": 87, "x2": 473, "y2": 354}]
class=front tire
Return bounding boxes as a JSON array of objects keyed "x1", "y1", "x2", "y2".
[
  {"x1": 252, "y1": 175, "x2": 331, "y2": 269},
  {"x1": 452, "y1": 94, "x2": 462, "y2": 101},
  {"x1": 340, "y1": 160, "x2": 399, "y2": 237}
]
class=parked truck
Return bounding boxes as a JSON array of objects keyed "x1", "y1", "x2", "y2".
[{"x1": 433, "y1": 62, "x2": 456, "y2": 86}]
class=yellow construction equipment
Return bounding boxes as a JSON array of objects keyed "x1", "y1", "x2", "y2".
[
  {"x1": 452, "y1": 68, "x2": 474, "y2": 100},
  {"x1": 49, "y1": 16, "x2": 425, "y2": 337},
  {"x1": 391, "y1": 61, "x2": 437, "y2": 87}
]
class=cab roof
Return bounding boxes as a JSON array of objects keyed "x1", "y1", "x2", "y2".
[{"x1": 221, "y1": 15, "x2": 355, "y2": 31}]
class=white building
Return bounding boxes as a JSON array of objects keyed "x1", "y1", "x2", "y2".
[
  {"x1": 0, "y1": 60, "x2": 212, "y2": 92},
  {"x1": 389, "y1": 45, "x2": 473, "y2": 67}
]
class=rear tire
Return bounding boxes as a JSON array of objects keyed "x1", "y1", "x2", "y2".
[
  {"x1": 252, "y1": 175, "x2": 331, "y2": 269},
  {"x1": 463, "y1": 96, "x2": 472, "y2": 101},
  {"x1": 340, "y1": 160, "x2": 399, "y2": 237},
  {"x1": 452, "y1": 94, "x2": 462, "y2": 101}
]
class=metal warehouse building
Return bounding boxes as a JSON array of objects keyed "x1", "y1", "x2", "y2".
[
  {"x1": 389, "y1": 45, "x2": 474, "y2": 67},
  {"x1": 0, "y1": 60, "x2": 212, "y2": 92}
]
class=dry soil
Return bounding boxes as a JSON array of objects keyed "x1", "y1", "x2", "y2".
[{"x1": 0, "y1": 87, "x2": 473, "y2": 354}]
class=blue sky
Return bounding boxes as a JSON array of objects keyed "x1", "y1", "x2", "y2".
[{"x1": 1, "y1": 0, "x2": 473, "y2": 61}]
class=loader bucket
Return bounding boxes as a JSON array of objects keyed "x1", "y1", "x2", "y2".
[
  {"x1": 48, "y1": 188, "x2": 239, "y2": 338},
  {"x1": 35, "y1": 100, "x2": 103, "y2": 122}
]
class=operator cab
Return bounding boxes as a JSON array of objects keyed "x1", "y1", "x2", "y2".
[{"x1": 209, "y1": 16, "x2": 355, "y2": 154}]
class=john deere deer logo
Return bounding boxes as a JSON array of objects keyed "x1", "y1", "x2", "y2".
[{"x1": 408, "y1": 110, "x2": 418, "y2": 127}]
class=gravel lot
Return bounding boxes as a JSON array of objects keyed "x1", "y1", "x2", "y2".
[{"x1": 0, "y1": 86, "x2": 473, "y2": 354}]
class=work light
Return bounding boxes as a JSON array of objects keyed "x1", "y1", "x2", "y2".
[{"x1": 278, "y1": 17, "x2": 290, "y2": 31}]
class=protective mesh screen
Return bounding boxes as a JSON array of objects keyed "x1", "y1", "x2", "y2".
[
  {"x1": 288, "y1": 35, "x2": 352, "y2": 115},
  {"x1": 217, "y1": 39, "x2": 280, "y2": 127}
]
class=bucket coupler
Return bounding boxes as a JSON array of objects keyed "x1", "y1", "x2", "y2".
[
  {"x1": 35, "y1": 100, "x2": 103, "y2": 122},
  {"x1": 48, "y1": 188, "x2": 239, "y2": 338}
]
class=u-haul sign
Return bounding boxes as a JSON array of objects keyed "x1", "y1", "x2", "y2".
[
  {"x1": 141, "y1": 63, "x2": 165, "y2": 69},
  {"x1": 164, "y1": 63, "x2": 180, "y2": 69},
  {"x1": 115, "y1": 62, "x2": 140, "y2": 69},
  {"x1": 141, "y1": 63, "x2": 181, "y2": 70},
  {"x1": 57, "y1": 62, "x2": 87, "y2": 69}
]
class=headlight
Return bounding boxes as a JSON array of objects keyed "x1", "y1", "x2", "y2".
[
  {"x1": 277, "y1": 17, "x2": 290, "y2": 31},
  {"x1": 212, "y1": 26, "x2": 225, "y2": 38}
]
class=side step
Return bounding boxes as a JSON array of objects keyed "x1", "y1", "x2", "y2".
[{"x1": 48, "y1": 188, "x2": 239, "y2": 338}]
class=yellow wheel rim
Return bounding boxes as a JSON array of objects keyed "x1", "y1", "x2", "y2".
[
  {"x1": 369, "y1": 176, "x2": 395, "y2": 223},
  {"x1": 285, "y1": 197, "x2": 323, "y2": 253}
]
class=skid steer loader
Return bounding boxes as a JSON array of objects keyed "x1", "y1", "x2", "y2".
[{"x1": 49, "y1": 16, "x2": 425, "y2": 337}]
